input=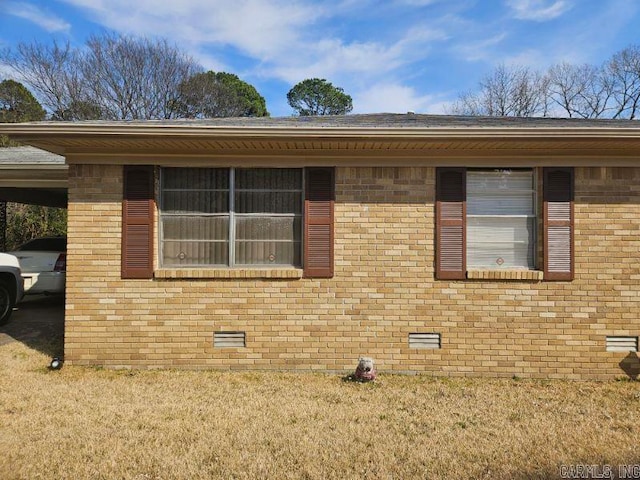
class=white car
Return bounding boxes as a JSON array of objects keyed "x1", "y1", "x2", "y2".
[
  {"x1": 9, "y1": 237, "x2": 66, "y2": 295},
  {"x1": 0, "y1": 252, "x2": 25, "y2": 325}
]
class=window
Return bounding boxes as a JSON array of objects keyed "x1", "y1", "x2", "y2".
[
  {"x1": 122, "y1": 166, "x2": 334, "y2": 279},
  {"x1": 160, "y1": 168, "x2": 303, "y2": 267},
  {"x1": 467, "y1": 169, "x2": 535, "y2": 269},
  {"x1": 436, "y1": 167, "x2": 573, "y2": 281}
]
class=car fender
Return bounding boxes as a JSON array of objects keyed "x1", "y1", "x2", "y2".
[{"x1": 0, "y1": 253, "x2": 25, "y2": 302}]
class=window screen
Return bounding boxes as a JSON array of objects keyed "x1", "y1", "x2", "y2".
[
  {"x1": 160, "y1": 168, "x2": 302, "y2": 267},
  {"x1": 234, "y1": 168, "x2": 302, "y2": 266},
  {"x1": 466, "y1": 169, "x2": 536, "y2": 269}
]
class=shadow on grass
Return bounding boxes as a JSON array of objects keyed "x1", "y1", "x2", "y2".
[
  {"x1": 0, "y1": 294, "x2": 64, "y2": 359},
  {"x1": 619, "y1": 352, "x2": 640, "y2": 380},
  {"x1": 341, "y1": 373, "x2": 379, "y2": 384}
]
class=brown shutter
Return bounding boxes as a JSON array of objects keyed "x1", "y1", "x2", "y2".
[
  {"x1": 304, "y1": 167, "x2": 334, "y2": 278},
  {"x1": 122, "y1": 166, "x2": 154, "y2": 279},
  {"x1": 543, "y1": 167, "x2": 574, "y2": 281},
  {"x1": 436, "y1": 167, "x2": 466, "y2": 280}
]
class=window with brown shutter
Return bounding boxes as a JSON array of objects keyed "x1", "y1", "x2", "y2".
[
  {"x1": 543, "y1": 167, "x2": 574, "y2": 281},
  {"x1": 435, "y1": 166, "x2": 574, "y2": 282},
  {"x1": 304, "y1": 167, "x2": 335, "y2": 278},
  {"x1": 122, "y1": 165, "x2": 154, "y2": 279},
  {"x1": 436, "y1": 167, "x2": 466, "y2": 280},
  {"x1": 467, "y1": 169, "x2": 536, "y2": 269}
]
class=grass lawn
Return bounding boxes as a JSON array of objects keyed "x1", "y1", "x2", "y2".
[{"x1": 1, "y1": 340, "x2": 639, "y2": 480}]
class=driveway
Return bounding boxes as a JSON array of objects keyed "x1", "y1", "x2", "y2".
[{"x1": 0, "y1": 294, "x2": 64, "y2": 357}]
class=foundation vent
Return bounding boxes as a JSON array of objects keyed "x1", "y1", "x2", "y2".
[
  {"x1": 606, "y1": 336, "x2": 638, "y2": 352},
  {"x1": 409, "y1": 333, "x2": 441, "y2": 349},
  {"x1": 214, "y1": 331, "x2": 246, "y2": 348}
]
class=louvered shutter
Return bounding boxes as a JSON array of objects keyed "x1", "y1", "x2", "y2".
[
  {"x1": 543, "y1": 167, "x2": 574, "y2": 281},
  {"x1": 436, "y1": 168, "x2": 466, "y2": 280},
  {"x1": 122, "y1": 165, "x2": 154, "y2": 279},
  {"x1": 304, "y1": 167, "x2": 334, "y2": 278}
]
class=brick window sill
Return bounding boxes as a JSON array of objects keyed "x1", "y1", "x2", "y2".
[
  {"x1": 466, "y1": 269, "x2": 543, "y2": 281},
  {"x1": 155, "y1": 268, "x2": 303, "y2": 280}
]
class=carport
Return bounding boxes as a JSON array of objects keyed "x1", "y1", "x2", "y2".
[{"x1": 0, "y1": 146, "x2": 68, "y2": 250}]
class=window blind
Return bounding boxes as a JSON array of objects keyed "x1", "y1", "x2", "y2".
[{"x1": 466, "y1": 170, "x2": 535, "y2": 269}]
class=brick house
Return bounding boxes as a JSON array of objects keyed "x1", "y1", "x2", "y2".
[{"x1": 2, "y1": 114, "x2": 640, "y2": 379}]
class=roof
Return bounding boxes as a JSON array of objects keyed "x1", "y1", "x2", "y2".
[
  {"x1": 2, "y1": 114, "x2": 640, "y2": 167},
  {"x1": 9, "y1": 113, "x2": 640, "y2": 129},
  {"x1": 0, "y1": 146, "x2": 65, "y2": 166}
]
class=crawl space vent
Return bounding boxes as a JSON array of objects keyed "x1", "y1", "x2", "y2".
[
  {"x1": 214, "y1": 331, "x2": 246, "y2": 348},
  {"x1": 605, "y1": 336, "x2": 638, "y2": 352},
  {"x1": 409, "y1": 333, "x2": 441, "y2": 349}
]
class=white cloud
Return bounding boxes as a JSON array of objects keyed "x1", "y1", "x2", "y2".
[
  {"x1": 270, "y1": 39, "x2": 409, "y2": 84},
  {"x1": 188, "y1": 51, "x2": 228, "y2": 73},
  {"x1": 268, "y1": 23, "x2": 447, "y2": 85},
  {"x1": 455, "y1": 33, "x2": 508, "y2": 62},
  {"x1": 5, "y1": 1, "x2": 71, "y2": 32},
  {"x1": 59, "y1": 0, "x2": 447, "y2": 87},
  {"x1": 502, "y1": 47, "x2": 577, "y2": 70},
  {"x1": 0, "y1": 62, "x2": 18, "y2": 81},
  {"x1": 60, "y1": 0, "x2": 322, "y2": 60},
  {"x1": 505, "y1": 0, "x2": 572, "y2": 21},
  {"x1": 353, "y1": 83, "x2": 446, "y2": 114}
]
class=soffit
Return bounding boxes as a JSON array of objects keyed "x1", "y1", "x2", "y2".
[{"x1": 3, "y1": 119, "x2": 640, "y2": 165}]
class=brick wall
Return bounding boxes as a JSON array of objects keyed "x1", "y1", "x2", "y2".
[{"x1": 64, "y1": 164, "x2": 640, "y2": 379}]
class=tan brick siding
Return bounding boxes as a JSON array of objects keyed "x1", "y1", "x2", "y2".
[{"x1": 64, "y1": 164, "x2": 640, "y2": 379}]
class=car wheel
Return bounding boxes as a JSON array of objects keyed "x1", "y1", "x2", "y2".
[{"x1": 0, "y1": 281, "x2": 14, "y2": 326}]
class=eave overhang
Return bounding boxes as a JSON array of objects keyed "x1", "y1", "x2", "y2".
[
  {"x1": 3, "y1": 121, "x2": 640, "y2": 167},
  {"x1": 0, "y1": 163, "x2": 68, "y2": 188}
]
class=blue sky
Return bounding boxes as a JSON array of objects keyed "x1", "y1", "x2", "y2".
[{"x1": 1, "y1": 0, "x2": 639, "y2": 117}]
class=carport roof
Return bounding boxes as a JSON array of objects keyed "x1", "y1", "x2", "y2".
[
  {"x1": 0, "y1": 146, "x2": 65, "y2": 166},
  {"x1": 0, "y1": 146, "x2": 68, "y2": 207}
]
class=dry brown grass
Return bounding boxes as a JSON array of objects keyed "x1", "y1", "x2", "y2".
[{"x1": 1, "y1": 341, "x2": 639, "y2": 480}]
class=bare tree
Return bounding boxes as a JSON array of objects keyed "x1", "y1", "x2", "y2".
[
  {"x1": 547, "y1": 62, "x2": 613, "y2": 118},
  {"x1": 449, "y1": 65, "x2": 549, "y2": 117},
  {"x1": 2, "y1": 33, "x2": 201, "y2": 120},
  {"x1": 449, "y1": 46, "x2": 640, "y2": 121},
  {"x1": 82, "y1": 33, "x2": 200, "y2": 120},
  {"x1": 606, "y1": 45, "x2": 640, "y2": 119},
  {"x1": 2, "y1": 40, "x2": 87, "y2": 120}
]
